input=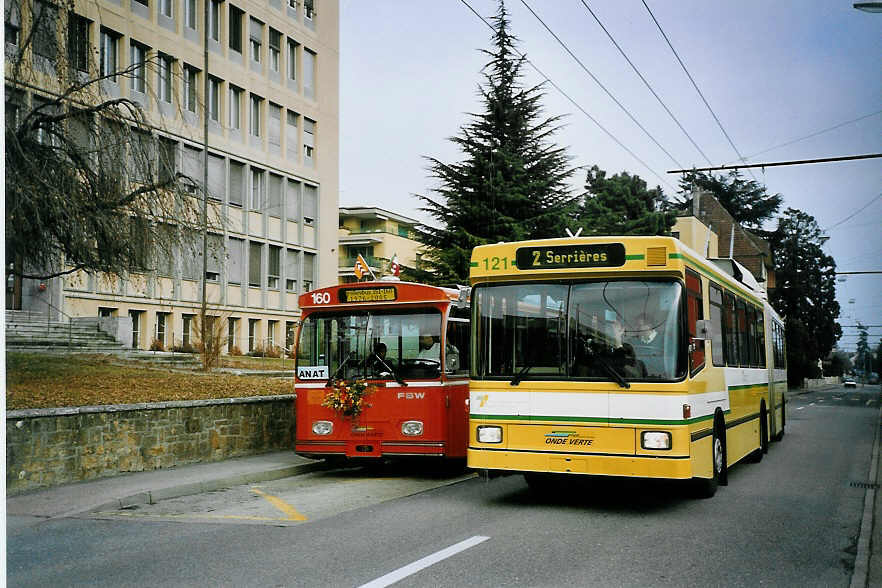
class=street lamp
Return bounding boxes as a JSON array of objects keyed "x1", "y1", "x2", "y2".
[{"x1": 854, "y1": 2, "x2": 882, "y2": 12}]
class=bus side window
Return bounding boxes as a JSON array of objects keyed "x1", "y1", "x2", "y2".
[
  {"x1": 686, "y1": 270, "x2": 705, "y2": 374},
  {"x1": 709, "y1": 284, "x2": 724, "y2": 366},
  {"x1": 445, "y1": 318, "x2": 469, "y2": 375}
]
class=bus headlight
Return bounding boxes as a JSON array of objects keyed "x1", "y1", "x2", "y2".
[
  {"x1": 641, "y1": 431, "x2": 671, "y2": 450},
  {"x1": 402, "y1": 421, "x2": 423, "y2": 436},
  {"x1": 477, "y1": 425, "x2": 503, "y2": 444},
  {"x1": 312, "y1": 421, "x2": 333, "y2": 435}
]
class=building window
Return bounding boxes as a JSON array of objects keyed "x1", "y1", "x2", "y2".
[
  {"x1": 227, "y1": 317, "x2": 237, "y2": 352},
  {"x1": 100, "y1": 28, "x2": 119, "y2": 81},
  {"x1": 250, "y1": 168, "x2": 263, "y2": 209},
  {"x1": 158, "y1": 54, "x2": 173, "y2": 103},
  {"x1": 267, "y1": 320, "x2": 277, "y2": 348},
  {"x1": 285, "y1": 321, "x2": 296, "y2": 349},
  {"x1": 248, "y1": 242, "x2": 262, "y2": 288},
  {"x1": 209, "y1": 0, "x2": 220, "y2": 41},
  {"x1": 229, "y1": 160, "x2": 244, "y2": 206},
  {"x1": 303, "y1": 48, "x2": 315, "y2": 98},
  {"x1": 130, "y1": 41, "x2": 148, "y2": 93},
  {"x1": 67, "y1": 13, "x2": 90, "y2": 73},
  {"x1": 287, "y1": 39, "x2": 298, "y2": 82},
  {"x1": 248, "y1": 318, "x2": 257, "y2": 351},
  {"x1": 184, "y1": 0, "x2": 196, "y2": 28},
  {"x1": 286, "y1": 110, "x2": 299, "y2": 160},
  {"x1": 160, "y1": 0, "x2": 172, "y2": 18},
  {"x1": 269, "y1": 28, "x2": 281, "y2": 72},
  {"x1": 249, "y1": 94, "x2": 262, "y2": 137},
  {"x1": 249, "y1": 17, "x2": 262, "y2": 63},
  {"x1": 182, "y1": 314, "x2": 194, "y2": 347},
  {"x1": 303, "y1": 252, "x2": 315, "y2": 291},
  {"x1": 208, "y1": 77, "x2": 220, "y2": 121},
  {"x1": 184, "y1": 65, "x2": 199, "y2": 113},
  {"x1": 5, "y1": 0, "x2": 21, "y2": 47},
  {"x1": 156, "y1": 312, "x2": 168, "y2": 346},
  {"x1": 303, "y1": 118, "x2": 315, "y2": 165},
  {"x1": 268, "y1": 103, "x2": 282, "y2": 150},
  {"x1": 33, "y1": 0, "x2": 58, "y2": 60},
  {"x1": 227, "y1": 237, "x2": 244, "y2": 283},
  {"x1": 229, "y1": 86, "x2": 242, "y2": 130},
  {"x1": 229, "y1": 5, "x2": 243, "y2": 53},
  {"x1": 134, "y1": 0, "x2": 149, "y2": 5},
  {"x1": 286, "y1": 249, "x2": 299, "y2": 292},
  {"x1": 268, "y1": 246, "x2": 280, "y2": 289},
  {"x1": 304, "y1": 0, "x2": 314, "y2": 20},
  {"x1": 303, "y1": 184, "x2": 317, "y2": 226}
]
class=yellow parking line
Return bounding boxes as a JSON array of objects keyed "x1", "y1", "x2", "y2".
[
  {"x1": 251, "y1": 487, "x2": 308, "y2": 521},
  {"x1": 93, "y1": 511, "x2": 292, "y2": 522}
]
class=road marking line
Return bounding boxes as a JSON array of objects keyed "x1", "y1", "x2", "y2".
[
  {"x1": 251, "y1": 487, "x2": 308, "y2": 521},
  {"x1": 91, "y1": 511, "x2": 292, "y2": 522},
  {"x1": 359, "y1": 535, "x2": 490, "y2": 588}
]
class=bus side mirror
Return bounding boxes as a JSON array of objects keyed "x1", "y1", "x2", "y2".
[{"x1": 694, "y1": 319, "x2": 712, "y2": 340}]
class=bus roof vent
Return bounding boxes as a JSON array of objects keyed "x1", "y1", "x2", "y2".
[{"x1": 646, "y1": 246, "x2": 667, "y2": 266}]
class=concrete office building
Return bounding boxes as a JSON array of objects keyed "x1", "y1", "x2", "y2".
[{"x1": 5, "y1": 0, "x2": 339, "y2": 353}]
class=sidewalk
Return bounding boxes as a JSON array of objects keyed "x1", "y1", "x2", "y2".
[{"x1": 6, "y1": 451, "x2": 326, "y2": 520}]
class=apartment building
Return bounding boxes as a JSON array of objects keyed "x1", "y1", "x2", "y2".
[
  {"x1": 5, "y1": 0, "x2": 339, "y2": 353},
  {"x1": 338, "y1": 207, "x2": 425, "y2": 283}
]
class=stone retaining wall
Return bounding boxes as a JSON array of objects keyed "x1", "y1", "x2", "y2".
[
  {"x1": 803, "y1": 376, "x2": 841, "y2": 388},
  {"x1": 6, "y1": 395, "x2": 295, "y2": 495}
]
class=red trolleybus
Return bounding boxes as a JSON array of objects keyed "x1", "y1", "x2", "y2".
[{"x1": 294, "y1": 280, "x2": 471, "y2": 461}]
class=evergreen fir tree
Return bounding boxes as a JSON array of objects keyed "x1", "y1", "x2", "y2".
[
  {"x1": 416, "y1": 1, "x2": 577, "y2": 284},
  {"x1": 577, "y1": 165, "x2": 676, "y2": 236},
  {"x1": 769, "y1": 208, "x2": 842, "y2": 385}
]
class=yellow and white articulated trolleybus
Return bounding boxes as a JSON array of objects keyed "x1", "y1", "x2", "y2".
[{"x1": 467, "y1": 235, "x2": 787, "y2": 497}]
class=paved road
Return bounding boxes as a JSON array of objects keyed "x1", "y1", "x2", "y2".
[{"x1": 8, "y1": 384, "x2": 880, "y2": 587}]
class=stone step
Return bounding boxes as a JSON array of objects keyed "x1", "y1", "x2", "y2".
[{"x1": 6, "y1": 337, "x2": 125, "y2": 347}]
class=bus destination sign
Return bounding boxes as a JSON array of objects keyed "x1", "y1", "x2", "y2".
[
  {"x1": 515, "y1": 243, "x2": 626, "y2": 270},
  {"x1": 339, "y1": 287, "x2": 398, "y2": 303}
]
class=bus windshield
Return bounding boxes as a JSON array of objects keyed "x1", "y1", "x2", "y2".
[
  {"x1": 298, "y1": 309, "x2": 443, "y2": 381},
  {"x1": 473, "y1": 280, "x2": 685, "y2": 382}
]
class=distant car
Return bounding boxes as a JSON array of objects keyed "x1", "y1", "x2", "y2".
[{"x1": 844, "y1": 379, "x2": 857, "y2": 388}]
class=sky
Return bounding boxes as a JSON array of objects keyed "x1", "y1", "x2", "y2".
[{"x1": 338, "y1": 0, "x2": 882, "y2": 352}]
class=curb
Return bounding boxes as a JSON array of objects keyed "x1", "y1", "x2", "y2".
[{"x1": 88, "y1": 459, "x2": 331, "y2": 514}]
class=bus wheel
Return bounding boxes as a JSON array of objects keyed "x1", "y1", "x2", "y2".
[{"x1": 694, "y1": 416, "x2": 726, "y2": 498}]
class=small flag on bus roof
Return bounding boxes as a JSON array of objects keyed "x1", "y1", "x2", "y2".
[{"x1": 354, "y1": 254, "x2": 374, "y2": 281}]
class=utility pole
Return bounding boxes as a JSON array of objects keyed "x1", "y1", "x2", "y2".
[{"x1": 200, "y1": 0, "x2": 210, "y2": 359}]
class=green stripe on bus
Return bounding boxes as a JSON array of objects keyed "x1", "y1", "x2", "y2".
[
  {"x1": 668, "y1": 253, "x2": 684, "y2": 259},
  {"x1": 728, "y1": 383, "x2": 769, "y2": 391},
  {"x1": 625, "y1": 254, "x2": 645, "y2": 260}
]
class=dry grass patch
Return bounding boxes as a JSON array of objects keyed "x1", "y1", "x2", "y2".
[{"x1": 6, "y1": 353, "x2": 294, "y2": 410}]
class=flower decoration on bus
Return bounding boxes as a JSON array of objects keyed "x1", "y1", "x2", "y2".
[{"x1": 322, "y1": 379, "x2": 374, "y2": 419}]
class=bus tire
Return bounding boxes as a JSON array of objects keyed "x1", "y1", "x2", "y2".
[{"x1": 694, "y1": 414, "x2": 726, "y2": 498}]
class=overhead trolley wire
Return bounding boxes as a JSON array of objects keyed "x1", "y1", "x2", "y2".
[
  {"x1": 458, "y1": 0, "x2": 680, "y2": 195},
  {"x1": 641, "y1": 0, "x2": 759, "y2": 182},
  {"x1": 825, "y1": 192, "x2": 882, "y2": 231},
  {"x1": 520, "y1": 0, "x2": 685, "y2": 170},
  {"x1": 578, "y1": 0, "x2": 713, "y2": 167},
  {"x1": 729, "y1": 109, "x2": 882, "y2": 165}
]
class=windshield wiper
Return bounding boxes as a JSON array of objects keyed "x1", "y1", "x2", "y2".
[
  {"x1": 595, "y1": 355, "x2": 630, "y2": 389},
  {"x1": 510, "y1": 363, "x2": 532, "y2": 386},
  {"x1": 326, "y1": 352, "x2": 355, "y2": 387},
  {"x1": 373, "y1": 355, "x2": 407, "y2": 387}
]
